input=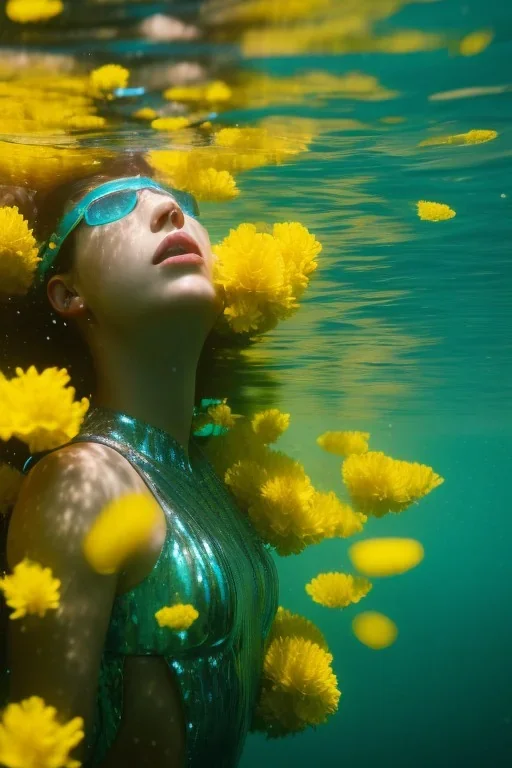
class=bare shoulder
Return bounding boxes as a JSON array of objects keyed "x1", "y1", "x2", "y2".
[{"x1": 7, "y1": 441, "x2": 157, "y2": 571}]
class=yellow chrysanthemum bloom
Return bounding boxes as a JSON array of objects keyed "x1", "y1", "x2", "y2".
[
  {"x1": 6, "y1": 0, "x2": 63, "y2": 23},
  {"x1": 0, "y1": 463, "x2": 23, "y2": 516},
  {"x1": 66, "y1": 115, "x2": 106, "y2": 130},
  {"x1": 251, "y1": 409, "x2": 290, "y2": 444},
  {"x1": 305, "y1": 572, "x2": 372, "y2": 609},
  {"x1": 133, "y1": 107, "x2": 158, "y2": 120},
  {"x1": 272, "y1": 222, "x2": 320, "y2": 298},
  {"x1": 155, "y1": 603, "x2": 199, "y2": 631},
  {"x1": 342, "y1": 451, "x2": 444, "y2": 517},
  {"x1": 256, "y1": 636, "x2": 340, "y2": 735},
  {"x1": 267, "y1": 606, "x2": 329, "y2": 651},
  {"x1": 0, "y1": 696, "x2": 83, "y2": 768},
  {"x1": 89, "y1": 64, "x2": 130, "y2": 95},
  {"x1": 163, "y1": 80, "x2": 232, "y2": 106},
  {"x1": 459, "y1": 30, "x2": 493, "y2": 56},
  {"x1": 349, "y1": 537, "x2": 424, "y2": 577},
  {"x1": 0, "y1": 206, "x2": 40, "y2": 296},
  {"x1": 417, "y1": 200, "x2": 456, "y2": 222},
  {"x1": 191, "y1": 167, "x2": 239, "y2": 202},
  {"x1": 0, "y1": 559, "x2": 60, "y2": 620},
  {"x1": 83, "y1": 492, "x2": 162, "y2": 575},
  {"x1": 151, "y1": 116, "x2": 190, "y2": 132},
  {"x1": 163, "y1": 85, "x2": 204, "y2": 103},
  {"x1": 316, "y1": 430, "x2": 369, "y2": 456},
  {"x1": 204, "y1": 80, "x2": 233, "y2": 103},
  {"x1": 213, "y1": 126, "x2": 308, "y2": 174},
  {"x1": 0, "y1": 366, "x2": 89, "y2": 453},
  {"x1": 308, "y1": 490, "x2": 366, "y2": 540},
  {"x1": 352, "y1": 611, "x2": 398, "y2": 650},
  {"x1": 207, "y1": 400, "x2": 241, "y2": 429},
  {"x1": 419, "y1": 129, "x2": 497, "y2": 147}
]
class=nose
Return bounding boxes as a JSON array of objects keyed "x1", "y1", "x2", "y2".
[{"x1": 150, "y1": 198, "x2": 185, "y2": 233}]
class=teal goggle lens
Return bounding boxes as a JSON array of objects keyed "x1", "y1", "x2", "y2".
[{"x1": 85, "y1": 187, "x2": 200, "y2": 227}]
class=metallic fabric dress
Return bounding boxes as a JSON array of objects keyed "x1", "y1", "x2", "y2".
[{"x1": 23, "y1": 406, "x2": 279, "y2": 767}]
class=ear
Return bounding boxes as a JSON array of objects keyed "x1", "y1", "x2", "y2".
[{"x1": 47, "y1": 275, "x2": 86, "y2": 318}]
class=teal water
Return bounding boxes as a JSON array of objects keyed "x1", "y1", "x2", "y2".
[{"x1": 1, "y1": 0, "x2": 511, "y2": 766}]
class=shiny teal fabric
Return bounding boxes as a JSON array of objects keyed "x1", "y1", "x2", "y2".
[{"x1": 27, "y1": 406, "x2": 279, "y2": 767}]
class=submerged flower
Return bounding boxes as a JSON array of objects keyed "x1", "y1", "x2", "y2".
[
  {"x1": 89, "y1": 64, "x2": 130, "y2": 95},
  {"x1": 192, "y1": 167, "x2": 239, "y2": 201},
  {"x1": 151, "y1": 116, "x2": 190, "y2": 132},
  {"x1": 0, "y1": 463, "x2": 23, "y2": 516},
  {"x1": 155, "y1": 603, "x2": 199, "y2": 631},
  {"x1": 133, "y1": 107, "x2": 158, "y2": 120},
  {"x1": 207, "y1": 400, "x2": 241, "y2": 429},
  {"x1": 349, "y1": 537, "x2": 424, "y2": 577},
  {"x1": 83, "y1": 492, "x2": 162, "y2": 575},
  {"x1": 163, "y1": 80, "x2": 232, "y2": 105},
  {"x1": 0, "y1": 559, "x2": 60, "y2": 619},
  {"x1": 419, "y1": 129, "x2": 497, "y2": 147},
  {"x1": 305, "y1": 572, "x2": 372, "y2": 609},
  {"x1": 316, "y1": 430, "x2": 369, "y2": 456},
  {"x1": 255, "y1": 636, "x2": 341, "y2": 736},
  {"x1": 352, "y1": 611, "x2": 398, "y2": 650},
  {"x1": 0, "y1": 366, "x2": 89, "y2": 453},
  {"x1": 342, "y1": 451, "x2": 444, "y2": 517},
  {"x1": 459, "y1": 30, "x2": 493, "y2": 56},
  {"x1": 6, "y1": 0, "x2": 63, "y2": 23},
  {"x1": 66, "y1": 115, "x2": 106, "y2": 131},
  {"x1": 0, "y1": 696, "x2": 83, "y2": 768},
  {"x1": 0, "y1": 206, "x2": 40, "y2": 296},
  {"x1": 251, "y1": 409, "x2": 290, "y2": 444},
  {"x1": 417, "y1": 200, "x2": 455, "y2": 221},
  {"x1": 268, "y1": 606, "x2": 329, "y2": 651}
]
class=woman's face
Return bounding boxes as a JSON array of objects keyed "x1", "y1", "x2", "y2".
[{"x1": 67, "y1": 183, "x2": 222, "y2": 333}]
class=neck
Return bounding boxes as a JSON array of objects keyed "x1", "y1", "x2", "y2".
[{"x1": 88, "y1": 327, "x2": 205, "y2": 456}]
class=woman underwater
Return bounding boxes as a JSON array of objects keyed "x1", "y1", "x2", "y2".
[{"x1": 0, "y1": 155, "x2": 279, "y2": 767}]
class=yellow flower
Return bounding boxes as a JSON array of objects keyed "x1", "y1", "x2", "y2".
[
  {"x1": 82, "y1": 492, "x2": 162, "y2": 575},
  {"x1": 459, "y1": 30, "x2": 493, "y2": 56},
  {"x1": 132, "y1": 107, "x2": 158, "y2": 120},
  {"x1": 309, "y1": 490, "x2": 366, "y2": 539},
  {"x1": 349, "y1": 537, "x2": 424, "y2": 577},
  {"x1": 0, "y1": 559, "x2": 60, "y2": 620},
  {"x1": 0, "y1": 463, "x2": 23, "y2": 516},
  {"x1": 6, "y1": 0, "x2": 63, "y2": 23},
  {"x1": 155, "y1": 603, "x2": 199, "y2": 631},
  {"x1": 207, "y1": 400, "x2": 241, "y2": 429},
  {"x1": 251, "y1": 409, "x2": 290, "y2": 444},
  {"x1": 151, "y1": 116, "x2": 190, "y2": 132},
  {"x1": 204, "y1": 80, "x2": 233, "y2": 103},
  {"x1": 267, "y1": 606, "x2": 329, "y2": 651},
  {"x1": 163, "y1": 85, "x2": 204, "y2": 103},
  {"x1": 0, "y1": 207, "x2": 40, "y2": 296},
  {"x1": 89, "y1": 64, "x2": 130, "y2": 95},
  {"x1": 417, "y1": 200, "x2": 456, "y2": 222},
  {"x1": 342, "y1": 451, "x2": 444, "y2": 517},
  {"x1": 213, "y1": 126, "x2": 308, "y2": 173},
  {"x1": 352, "y1": 611, "x2": 398, "y2": 650},
  {"x1": 163, "y1": 80, "x2": 232, "y2": 106},
  {"x1": 316, "y1": 430, "x2": 369, "y2": 456},
  {"x1": 272, "y1": 222, "x2": 320, "y2": 297},
  {"x1": 191, "y1": 168, "x2": 239, "y2": 202},
  {"x1": 0, "y1": 366, "x2": 89, "y2": 453},
  {"x1": 256, "y1": 636, "x2": 340, "y2": 735},
  {"x1": 419, "y1": 129, "x2": 497, "y2": 147},
  {"x1": 0, "y1": 696, "x2": 83, "y2": 768},
  {"x1": 66, "y1": 115, "x2": 106, "y2": 130},
  {"x1": 305, "y1": 572, "x2": 372, "y2": 609}
]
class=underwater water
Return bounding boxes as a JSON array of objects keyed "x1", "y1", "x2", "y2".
[{"x1": 0, "y1": 0, "x2": 511, "y2": 766}]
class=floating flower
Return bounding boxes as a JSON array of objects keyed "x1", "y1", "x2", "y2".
[
  {"x1": 419, "y1": 129, "x2": 497, "y2": 147},
  {"x1": 254, "y1": 636, "x2": 340, "y2": 737},
  {"x1": 206, "y1": 400, "x2": 241, "y2": 429},
  {"x1": 0, "y1": 206, "x2": 40, "y2": 296},
  {"x1": 251, "y1": 409, "x2": 290, "y2": 444},
  {"x1": 459, "y1": 30, "x2": 493, "y2": 56},
  {"x1": 0, "y1": 463, "x2": 23, "y2": 516},
  {"x1": 272, "y1": 222, "x2": 320, "y2": 298},
  {"x1": 352, "y1": 611, "x2": 398, "y2": 650},
  {"x1": 342, "y1": 451, "x2": 444, "y2": 517},
  {"x1": 349, "y1": 537, "x2": 424, "y2": 577},
  {"x1": 89, "y1": 64, "x2": 130, "y2": 96},
  {"x1": 66, "y1": 115, "x2": 106, "y2": 130},
  {"x1": 6, "y1": 0, "x2": 63, "y2": 23},
  {"x1": 267, "y1": 606, "x2": 329, "y2": 651},
  {"x1": 82, "y1": 492, "x2": 162, "y2": 575},
  {"x1": 316, "y1": 430, "x2": 369, "y2": 456},
  {"x1": 193, "y1": 167, "x2": 239, "y2": 202},
  {"x1": 0, "y1": 696, "x2": 83, "y2": 768},
  {"x1": 151, "y1": 116, "x2": 190, "y2": 132},
  {"x1": 0, "y1": 559, "x2": 60, "y2": 620},
  {"x1": 416, "y1": 200, "x2": 455, "y2": 222},
  {"x1": 163, "y1": 80, "x2": 232, "y2": 106},
  {"x1": 305, "y1": 572, "x2": 372, "y2": 609},
  {"x1": 155, "y1": 603, "x2": 199, "y2": 631},
  {"x1": 133, "y1": 107, "x2": 158, "y2": 120},
  {"x1": 0, "y1": 366, "x2": 89, "y2": 453}
]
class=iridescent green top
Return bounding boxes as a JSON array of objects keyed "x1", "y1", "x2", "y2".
[{"x1": 25, "y1": 406, "x2": 279, "y2": 767}]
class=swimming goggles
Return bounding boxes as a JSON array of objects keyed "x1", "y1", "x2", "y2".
[{"x1": 36, "y1": 176, "x2": 200, "y2": 281}]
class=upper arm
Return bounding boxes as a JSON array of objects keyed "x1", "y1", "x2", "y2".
[{"x1": 4, "y1": 442, "x2": 148, "y2": 759}]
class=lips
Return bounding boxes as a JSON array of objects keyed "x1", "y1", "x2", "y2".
[{"x1": 152, "y1": 232, "x2": 202, "y2": 265}]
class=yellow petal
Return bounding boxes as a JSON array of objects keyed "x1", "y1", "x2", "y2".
[
  {"x1": 352, "y1": 611, "x2": 398, "y2": 649},
  {"x1": 349, "y1": 537, "x2": 424, "y2": 577}
]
